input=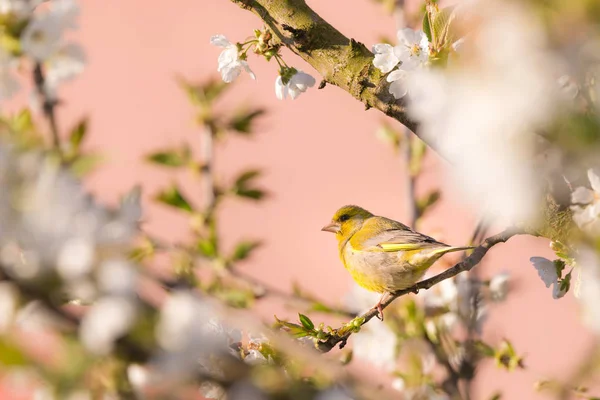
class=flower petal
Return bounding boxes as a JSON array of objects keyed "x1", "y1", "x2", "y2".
[
  {"x1": 396, "y1": 28, "x2": 418, "y2": 46},
  {"x1": 588, "y1": 168, "x2": 600, "y2": 193},
  {"x1": 274, "y1": 76, "x2": 287, "y2": 100},
  {"x1": 220, "y1": 63, "x2": 241, "y2": 83},
  {"x1": 210, "y1": 34, "x2": 231, "y2": 48},
  {"x1": 240, "y1": 60, "x2": 256, "y2": 80},
  {"x1": 388, "y1": 79, "x2": 408, "y2": 99}
]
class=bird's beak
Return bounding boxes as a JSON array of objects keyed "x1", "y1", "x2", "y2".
[{"x1": 321, "y1": 222, "x2": 341, "y2": 233}]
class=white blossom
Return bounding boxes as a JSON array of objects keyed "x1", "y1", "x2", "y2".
[
  {"x1": 386, "y1": 69, "x2": 410, "y2": 99},
  {"x1": 56, "y1": 237, "x2": 95, "y2": 280},
  {"x1": 352, "y1": 320, "x2": 397, "y2": 371},
  {"x1": 576, "y1": 248, "x2": 600, "y2": 334},
  {"x1": 489, "y1": 272, "x2": 510, "y2": 301},
  {"x1": 97, "y1": 259, "x2": 137, "y2": 296},
  {"x1": 20, "y1": 0, "x2": 80, "y2": 61},
  {"x1": 395, "y1": 28, "x2": 429, "y2": 70},
  {"x1": 210, "y1": 34, "x2": 255, "y2": 83},
  {"x1": 0, "y1": 0, "x2": 40, "y2": 19},
  {"x1": 571, "y1": 169, "x2": 600, "y2": 234},
  {"x1": 345, "y1": 283, "x2": 380, "y2": 314},
  {"x1": 45, "y1": 43, "x2": 86, "y2": 96},
  {"x1": 275, "y1": 70, "x2": 315, "y2": 100},
  {"x1": 530, "y1": 257, "x2": 567, "y2": 299},
  {"x1": 372, "y1": 43, "x2": 400, "y2": 74},
  {"x1": 0, "y1": 49, "x2": 20, "y2": 101},
  {"x1": 200, "y1": 381, "x2": 226, "y2": 400},
  {"x1": 127, "y1": 364, "x2": 151, "y2": 397},
  {"x1": 79, "y1": 296, "x2": 137, "y2": 355}
]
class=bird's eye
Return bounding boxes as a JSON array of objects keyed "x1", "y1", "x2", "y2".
[{"x1": 339, "y1": 214, "x2": 350, "y2": 222}]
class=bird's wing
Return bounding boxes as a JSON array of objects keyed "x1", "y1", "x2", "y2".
[{"x1": 350, "y1": 216, "x2": 448, "y2": 252}]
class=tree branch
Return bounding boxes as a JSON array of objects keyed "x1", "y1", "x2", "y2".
[
  {"x1": 315, "y1": 228, "x2": 521, "y2": 353},
  {"x1": 229, "y1": 0, "x2": 421, "y2": 138}
]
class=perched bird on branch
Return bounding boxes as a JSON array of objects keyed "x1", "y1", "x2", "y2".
[{"x1": 322, "y1": 205, "x2": 473, "y2": 320}]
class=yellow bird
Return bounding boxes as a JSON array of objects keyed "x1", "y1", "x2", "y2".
[{"x1": 322, "y1": 205, "x2": 473, "y2": 320}]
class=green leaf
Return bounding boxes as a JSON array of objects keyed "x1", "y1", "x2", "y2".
[
  {"x1": 235, "y1": 188, "x2": 266, "y2": 200},
  {"x1": 0, "y1": 340, "x2": 27, "y2": 366},
  {"x1": 417, "y1": 190, "x2": 441, "y2": 216},
  {"x1": 298, "y1": 313, "x2": 314, "y2": 330},
  {"x1": 197, "y1": 238, "x2": 217, "y2": 258},
  {"x1": 146, "y1": 145, "x2": 191, "y2": 168},
  {"x1": 422, "y1": 11, "x2": 433, "y2": 43},
  {"x1": 69, "y1": 153, "x2": 104, "y2": 177},
  {"x1": 178, "y1": 77, "x2": 228, "y2": 107},
  {"x1": 155, "y1": 184, "x2": 194, "y2": 212},
  {"x1": 69, "y1": 119, "x2": 88, "y2": 152},
  {"x1": 230, "y1": 240, "x2": 261, "y2": 262},
  {"x1": 13, "y1": 109, "x2": 33, "y2": 132},
  {"x1": 234, "y1": 169, "x2": 261, "y2": 188},
  {"x1": 229, "y1": 109, "x2": 266, "y2": 134}
]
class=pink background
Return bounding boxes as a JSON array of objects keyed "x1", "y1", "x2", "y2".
[{"x1": 32, "y1": 0, "x2": 596, "y2": 398}]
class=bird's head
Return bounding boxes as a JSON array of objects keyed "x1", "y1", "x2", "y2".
[{"x1": 321, "y1": 205, "x2": 373, "y2": 240}]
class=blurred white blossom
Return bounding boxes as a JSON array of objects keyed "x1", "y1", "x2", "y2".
[
  {"x1": 0, "y1": 49, "x2": 20, "y2": 101},
  {"x1": 0, "y1": 0, "x2": 40, "y2": 18},
  {"x1": 45, "y1": 43, "x2": 86, "y2": 97},
  {"x1": 275, "y1": 70, "x2": 315, "y2": 100},
  {"x1": 489, "y1": 272, "x2": 510, "y2": 301},
  {"x1": 97, "y1": 259, "x2": 137, "y2": 296},
  {"x1": 80, "y1": 296, "x2": 137, "y2": 355},
  {"x1": 406, "y1": 0, "x2": 560, "y2": 223},
  {"x1": 21, "y1": 0, "x2": 79, "y2": 61},
  {"x1": 571, "y1": 169, "x2": 600, "y2": 234},
  {"x1": 200, "y1": 381, "x2": 226, "y2": 399},
  {"x1": 345, "y1": 283, "x2": 380, "y2": 314},
  {"x1": 0, "y1": 282, "x2": 17, "y2": 332},
  {"x1": 0, "y1": 145, "x2": 140, "y2": 283},
  {"x1": 210, "y1": 34, "x2": 255, "y2": 83},
  {"x1": 352, "y1": 320, "x2": 397, "y2": 371},
  {"x1": 530, "y1": 257, "x2": 567, "y2": 299},
  {"x1": 576, "y1": 249, "x2": 600, "y2": 334}
]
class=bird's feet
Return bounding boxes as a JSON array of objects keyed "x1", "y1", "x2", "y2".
[{"x1": 375, "y1": 302, "x2": 384, "y2": 321}]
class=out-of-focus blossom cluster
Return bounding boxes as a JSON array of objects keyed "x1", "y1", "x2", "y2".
[{"x1": 0, "y1": 0, "x2": 85, "y2": 104}]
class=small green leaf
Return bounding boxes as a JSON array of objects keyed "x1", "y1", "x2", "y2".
[
  {"x1": 155, "y1": 184, "x2": 193, "y2": 212},
  {"x1": 230, "y1": 240, "x2": 261, "y2": 262},
  {"x1": 69, "y1": 153, "x2": 104, "y2": 177},
  {"x1": 229, "y1": 109, "x2": 266, "y2": 134},
  {"x1": 417, "y1": 190, "x2": 441, "y2": 216},
  {"x1": 298, "y1": 313, "x2": 314, "y2": 330},
  {"x1": 234, "y1": 169, "x2": 261, "y2": 187},
  {"x1": 197, "y1": 238, "x2": 217, "y2": 258},
  {"x1": 422, "y1": 11, "x2": 433, "y2": 43},
  {"x1": 235, "y1": 188, "x2": 266, "y2": 200},
  {"x1": 69, "y1": 119, "x2": 88, "y2": 152},
  {"x1": 146, "y1": 145, "x2": 191, "y2": 168}
]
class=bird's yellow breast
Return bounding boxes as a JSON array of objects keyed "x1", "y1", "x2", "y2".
[{"x1": 340, "y1": 241, "x2": 429, "y2": 293}]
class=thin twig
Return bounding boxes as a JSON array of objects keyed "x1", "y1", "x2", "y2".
[
  {"x1": 404, "y1": 131, "x2": 418, "y2": 229},
  {"x1": 33, "y1": 63, "x2": 61, "y2": 156},
  {"x1": 200, "y1": 124, "x2": 216, "y2": 213},
  {"x1": 316, "y1": 228, "x2": 521, "y2": 353}
]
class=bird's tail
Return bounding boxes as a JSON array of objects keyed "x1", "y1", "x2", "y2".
[{"x1": 432, "y1": 246, "x2": 476, "y2": 256}]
